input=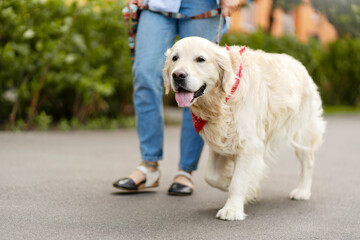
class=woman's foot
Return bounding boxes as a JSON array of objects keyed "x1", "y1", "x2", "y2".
[
  {"x1": 113, "y1": 161, "x2": 160, "y2": 191},
  {"x1": 128, "y1": 162, "x2": 158, "y2": 185},
  {"x1": 168, "y1": 171, "x2": 193, "y2": 196},
  {"x1": 174, "y1": 173, "x2": 194, "y2": 189}
]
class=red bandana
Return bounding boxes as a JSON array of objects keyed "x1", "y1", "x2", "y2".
[
  {"x1": 191, "y1": 45, "x2": 245, "y2": 134},
  {"x1": 191, "y1": 111, "x2": 208, "y2": 134}
]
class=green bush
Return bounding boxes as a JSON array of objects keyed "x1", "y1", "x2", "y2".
[
  {"x1": 221, "y1": 31, "x2": 360, "y2": 106},
  {"x1": 320, "y1": 38, "x2": 360, "y2": 105},
  {"x1": 34, "y1": 111, "x2": 52, "y2": 130},
  {"x1": 0, "y1": 0, "x2": 132, "y2": 129},
  {"x1": 0, "y1": 1, "x2": 359, "y2": 131}
]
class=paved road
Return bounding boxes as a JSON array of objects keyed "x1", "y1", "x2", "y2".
[{"x1": 1, "y1": 114, "x2": 359, "y2": 239}]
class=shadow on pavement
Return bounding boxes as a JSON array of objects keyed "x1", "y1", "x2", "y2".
[{"x1": 110, "y1": 191, "x2": 157, "y2": 196}]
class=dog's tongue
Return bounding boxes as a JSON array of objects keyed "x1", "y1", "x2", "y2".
[{"x1": 175, "y1": 92, "x2": 194, "y2": 107}]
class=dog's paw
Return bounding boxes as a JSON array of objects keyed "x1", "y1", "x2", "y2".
[
  {"x1": 216, "y1": 207, "x2": 247, "y2": 221},
  {"x1": 290, "y1": 188, "x2": 311, "y2": 200}
]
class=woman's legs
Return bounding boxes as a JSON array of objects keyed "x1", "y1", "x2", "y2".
[{"x1": 115, "y1": 1, "x2": 222, "y2": 190}]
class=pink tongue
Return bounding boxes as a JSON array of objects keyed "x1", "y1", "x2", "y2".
[{"x1": 175, "y1": 92, "x2": 194, "y2": 107}]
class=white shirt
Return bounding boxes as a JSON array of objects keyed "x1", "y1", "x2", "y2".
[
  {"x1": 143, "y1": 0, "x2": 182, "y2": 12},
  {"x1": 143, "y1": 0, "x2": 221, "y2": 13}
]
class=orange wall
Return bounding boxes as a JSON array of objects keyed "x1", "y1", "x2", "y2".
[
  {"x1": 255, "y1": 0, "x2": 272, "y2": 29},
  {"x1": 270, "y1": 8, "x2": 285, "y2": 37},
  {"x1": 229, "y1": 0, "x2": 337, "y2": 43},
  {"x1": 318, "y1": 14, "x2": 337, "y2": 43}
]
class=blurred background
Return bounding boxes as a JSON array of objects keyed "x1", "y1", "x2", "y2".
[{"x1": 0, "y1": 0, "x2": 359, "y2": 131}]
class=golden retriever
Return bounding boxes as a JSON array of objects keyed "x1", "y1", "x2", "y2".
[{"x1": 163, "y1": 37, "x2": 326, "y2": 221}]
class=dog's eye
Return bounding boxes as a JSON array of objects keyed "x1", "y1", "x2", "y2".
[
  {"x1": 172, "y1": 55, "x2": 179, "y2": 62},
  {"x1": 196, "y1": 56, "x2": 205, "y2": 63}
]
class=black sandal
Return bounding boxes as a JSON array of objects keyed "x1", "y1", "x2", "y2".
[
  {"x1": 168, "y1": 171, "x2": 193, "y2": 196},
  {"x1": 113, "y1": 163, "x2": 160, "y2": 192}
]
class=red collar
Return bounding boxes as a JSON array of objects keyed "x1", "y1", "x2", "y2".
[{"x1": 191, "y1": 45, "x2": 245, "y2": 134}]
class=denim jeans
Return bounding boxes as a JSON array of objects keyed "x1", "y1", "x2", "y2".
[{"x1": 132, "y1": 0, "x2": 220, "y2": 171}]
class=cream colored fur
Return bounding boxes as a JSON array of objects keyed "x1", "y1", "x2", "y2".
[{"x1": 163, "y1": 37, "x2": 326, "y2": 221}]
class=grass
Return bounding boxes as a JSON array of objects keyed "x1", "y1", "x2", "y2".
[{"x1": 323, "y1": 105, "x2": 360, "y2": 114}]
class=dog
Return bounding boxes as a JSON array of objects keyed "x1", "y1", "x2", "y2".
[{"x1": 163, "y1": 37, "x2": 326, "y2": 221}]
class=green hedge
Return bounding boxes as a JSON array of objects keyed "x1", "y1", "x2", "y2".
[
  {"x1": 1, "y1": 1, "x2": 359, "y2": 130},
  {"x1": 221, "y1": 31, "x2": 360, "y2": 106},
  {"x1": 0, "y1": 0, "x2": 132, "y2": 129}
]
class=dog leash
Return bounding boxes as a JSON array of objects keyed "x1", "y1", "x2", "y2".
[
  {"x1": 122, "y1": 4, "x2": 223, "y2": 63},
  {"x1": 215, "y1": 16, "x2": 223, "y2": 45}
]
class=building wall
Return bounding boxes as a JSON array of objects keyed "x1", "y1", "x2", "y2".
[
  {"x1": 255, "y1": 0, "x2": 272, "y2": 29},
  {"x1": 317, "y1": 13, "x2": 337, "y2": 43},
  {"x1": 229, "y1": 0, "x2": 337, "y2": 43}
]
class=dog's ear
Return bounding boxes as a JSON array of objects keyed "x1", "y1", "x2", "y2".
[
  {"x1": 215, "y1": 47, "x2": 234, "y2": 94},
  {"x1": 162, "y1": 49, "x2": 172, "y2": 94}
]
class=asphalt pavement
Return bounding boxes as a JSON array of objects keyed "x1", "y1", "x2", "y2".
[{"x1": 1, "y1": 113, "x2": 359, "y2": 239}]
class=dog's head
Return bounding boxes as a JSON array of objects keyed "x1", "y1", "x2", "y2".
[{"x1": 163, "y1": 37, "x2": 234, "y2": 107}]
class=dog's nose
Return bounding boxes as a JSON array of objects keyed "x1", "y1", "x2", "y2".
[{"x1": 172, "y1": 70, "x2": 188, "y2": 83}]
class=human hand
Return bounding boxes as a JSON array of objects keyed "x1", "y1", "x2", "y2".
[{"x1": 220, "y1": 0, "x2": 242, "y2": 17}]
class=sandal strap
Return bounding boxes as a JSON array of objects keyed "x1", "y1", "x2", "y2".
[
  {"x1": 137, "y1": 165, "x2": 161, "y2": 188},
  {"x1": 174, "y1": 170, "x2": 193, "y2": 183}
]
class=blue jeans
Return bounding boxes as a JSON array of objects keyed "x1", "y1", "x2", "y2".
[{"x1": 132, "y1": 0, "x2": 220, "y2": 171}]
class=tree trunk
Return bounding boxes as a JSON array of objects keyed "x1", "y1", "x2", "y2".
[{"x1": 26, "y1": 66, "x2": 49, "y2": 129}]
